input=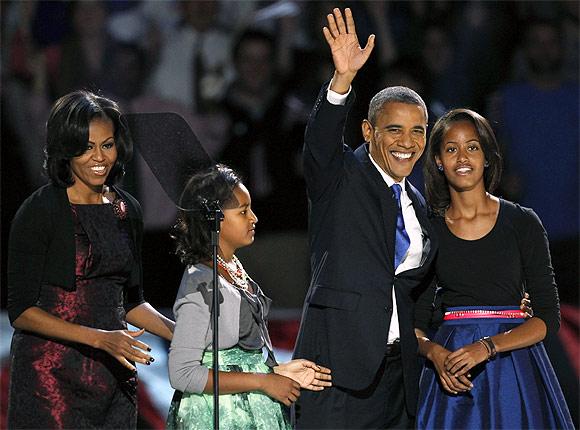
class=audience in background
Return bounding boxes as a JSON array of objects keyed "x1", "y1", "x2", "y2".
[
  {"x1": 1, "y1": 1, "x2": 577, "y2": 427},
  {"x1": 219, "y1": 29, "x2": 307, "y2": 230},
  {"x1": 489, "y1": 18, "x2": 579, "y2": 304},
  {"x1": 147, "y1": 0, "x2": 232, "y2": 113},
  {"x1": 2, "y1": 0, "x2": 577, "y2": 299}
]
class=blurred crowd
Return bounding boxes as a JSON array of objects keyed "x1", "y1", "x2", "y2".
[{"x1": 2, "y1": 0, "x2": 578, "y2": 307}]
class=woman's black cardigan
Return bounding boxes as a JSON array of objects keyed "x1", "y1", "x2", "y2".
[{"x1": 7, "y1": 183, "x2": 145, "y2": 324}]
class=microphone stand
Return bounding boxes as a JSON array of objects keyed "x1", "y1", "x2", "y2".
[{"x1": 201, "y1": 199, "x2": 224, "y2": 430}]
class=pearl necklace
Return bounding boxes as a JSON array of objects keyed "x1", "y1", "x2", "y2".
[{"x1": 216, "y1": 255, "x2": 251, "y2": 292}]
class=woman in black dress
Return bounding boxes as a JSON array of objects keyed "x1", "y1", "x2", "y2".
[
  {"x1": 414, "y1": 109, "x2": 573, "y2": 429},
  {"x1": 7, "y1": 91, "x2": 174, "y2": 429}
]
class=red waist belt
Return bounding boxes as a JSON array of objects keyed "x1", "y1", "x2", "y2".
[{"x1": 444, "y1": 309, "x2": 526, "y2": 320}]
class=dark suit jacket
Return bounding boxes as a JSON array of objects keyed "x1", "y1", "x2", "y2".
[{"x1": 293, "y1": 85, "x2": 437, "y2": 414}]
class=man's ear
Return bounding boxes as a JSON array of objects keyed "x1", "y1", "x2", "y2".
[{"x1": 361, "y1": 119, "x2": 373, "y2": 143}]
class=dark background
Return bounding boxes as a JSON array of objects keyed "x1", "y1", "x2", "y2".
[{"x1": 1, "y1": 1, "x2": 578, "y2": 426}]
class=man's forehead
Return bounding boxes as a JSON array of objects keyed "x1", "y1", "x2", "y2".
[{"x1": 377, "y1": 102, "x2": 427, "y2": 125}]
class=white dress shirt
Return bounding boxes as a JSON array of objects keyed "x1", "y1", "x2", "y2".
[{"x1": 326, "y1": 84, "x2": 424, "y2": 343}]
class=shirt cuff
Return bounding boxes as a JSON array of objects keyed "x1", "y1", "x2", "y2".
[{"x1": 326, "y1": 79, "x2": 351, "y2": 105}]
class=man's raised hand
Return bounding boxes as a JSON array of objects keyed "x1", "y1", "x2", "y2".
[{"x1": 323, "y1": 8, "x2": 375, "y2": 93}]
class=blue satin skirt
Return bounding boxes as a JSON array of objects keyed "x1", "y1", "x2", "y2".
[{"x1": 417, "y1": 306, "x2": 574, "y2": 429}]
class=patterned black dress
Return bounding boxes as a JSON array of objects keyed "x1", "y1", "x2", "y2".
[{"x1": 8, "y1": 201, "x2": 138, "y2": 429}]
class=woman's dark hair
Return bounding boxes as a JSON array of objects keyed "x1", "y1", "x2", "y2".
[
  {"x1": 424, "y1": 109, "x2": 502, "y2": 215},
  {"x1": 172, "y1": 164, "x2": 242, "y2": 265},
  {"x1": 44, "y1": 90, "x2": 132, "y2": 187}
]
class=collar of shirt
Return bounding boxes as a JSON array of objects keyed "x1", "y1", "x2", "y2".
[{"x1": 368, "y1": 153, "x2": 412, "y2": 208}]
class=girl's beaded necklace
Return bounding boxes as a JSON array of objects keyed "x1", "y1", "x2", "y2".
[
  {"x1": 217, "y1": 255, "x2": 274, "y2": 362},
  {"x1": 216, "y1": 254, "x2": 251, "y2": 292}
]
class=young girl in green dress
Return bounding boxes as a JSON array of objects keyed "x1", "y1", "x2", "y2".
[{"x1": 166, "y1": 164, "x2": 331, "y2": 429}]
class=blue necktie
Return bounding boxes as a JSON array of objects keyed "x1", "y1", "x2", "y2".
[{"x1": 391, "y1": 184, "x2": 410, "y2": 269}]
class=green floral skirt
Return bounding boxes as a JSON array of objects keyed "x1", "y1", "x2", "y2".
[{"x1": 166, "y1": 347, "x2": 292, "y2": 430}]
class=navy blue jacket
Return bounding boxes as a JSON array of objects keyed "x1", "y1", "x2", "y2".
[{"x1": 293, "y1": 85, "x2": 437, "y2": 414}]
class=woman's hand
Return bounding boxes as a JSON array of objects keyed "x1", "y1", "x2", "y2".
[
  {"x1": 427, "y1": 343, "x2": 473, "y2": 395},
  {"x1": 11, "y1": 307, "x2": 153, "y2": 372},
  {"x1": 92, "y1": 328, "x2": 153, "y2": 371},
  {"x1": 274, "y1": 359, "x2": 332, "y2": 391},
  {"x1": 444, "y1": 341, "x2": 489, "y2": 378},
  {"x1": 259, "y1": 373, "x2": 301, "y2": 406}
]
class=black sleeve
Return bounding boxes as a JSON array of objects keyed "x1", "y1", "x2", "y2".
[
  {"x1": 519, "y1": 208, "x2": 560, "y2": 336},
  {"x1": 303, "y1": 84, "x2": 354, "y2": 203},
  {"x1": 7, "y1": 196, "x2": 51, "y2": 324},
  {"x1": 124, "y1": 285, "x2": 145, "y2": 313},
  {"x1": 414, "y1": 275, "x2": 442, "y2": 336}
]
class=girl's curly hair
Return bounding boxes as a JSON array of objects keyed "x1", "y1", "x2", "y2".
[{"x1": 172, "y1": 164, "x2": 241, "y2": 265}]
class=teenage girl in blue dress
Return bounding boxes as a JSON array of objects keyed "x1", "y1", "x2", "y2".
[{"x1": 414, "y1": 109, "x2": 573, "y2": 429}]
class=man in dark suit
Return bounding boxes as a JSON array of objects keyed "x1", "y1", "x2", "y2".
[{"x1": 293, "y1": 8, "x2": 437, "y2": 429}]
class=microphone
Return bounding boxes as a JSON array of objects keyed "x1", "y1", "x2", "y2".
[
  {"x1": 176, "y1": 197, "x2": 223, "y2": 216},
  {"x1": 196, "y1": 198, "x2": 224, "y2": 240},
  {"x1": 198, "y1": 198, "x2": 224, "y2": 222}
]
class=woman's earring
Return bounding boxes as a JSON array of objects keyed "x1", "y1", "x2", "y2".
[
  {"x1": 437, "y1": 164, "x2": 444, "y2": 172},
  {"x1": 484, "y1": 161, "x2": 489, "y2": 168}
]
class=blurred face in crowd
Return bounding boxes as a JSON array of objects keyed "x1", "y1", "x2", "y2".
[
  {"x1": 362, "y1": 102, "x2": 427, "y2": 183},
  {"x1": 422, "y1": 26, "x2": 453, "y2": 75},
  {"x1": 235, "y1": 39, "x2": 274, "y2": 93},
  {"x1": 73, "y1": 1, "x2": 106, "y2": 38},
  {"x1": 108, "y1": 45, "x2": 146, "y2": 100},
  {"x1": 182, "y1": 1, "x2": 219, "y2": 32},
  {"x1": 524, "y1": 23, "x2": 562, "y2": 75}
]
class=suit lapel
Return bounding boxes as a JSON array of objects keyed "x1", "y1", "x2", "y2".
[
  {"x1": 354, "y1": 145, "x2": 396, "y2": 271},
  {"x1": 406, "y1": 184, "x2": 429, "y2": 233},
  {"x1": 406, "y1": 184, "x2": 437, "y2": 270}
]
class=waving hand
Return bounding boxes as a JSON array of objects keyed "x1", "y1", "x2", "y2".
[{"x1": 323, "y1": 8, "x2": 375, "y2": 93}]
